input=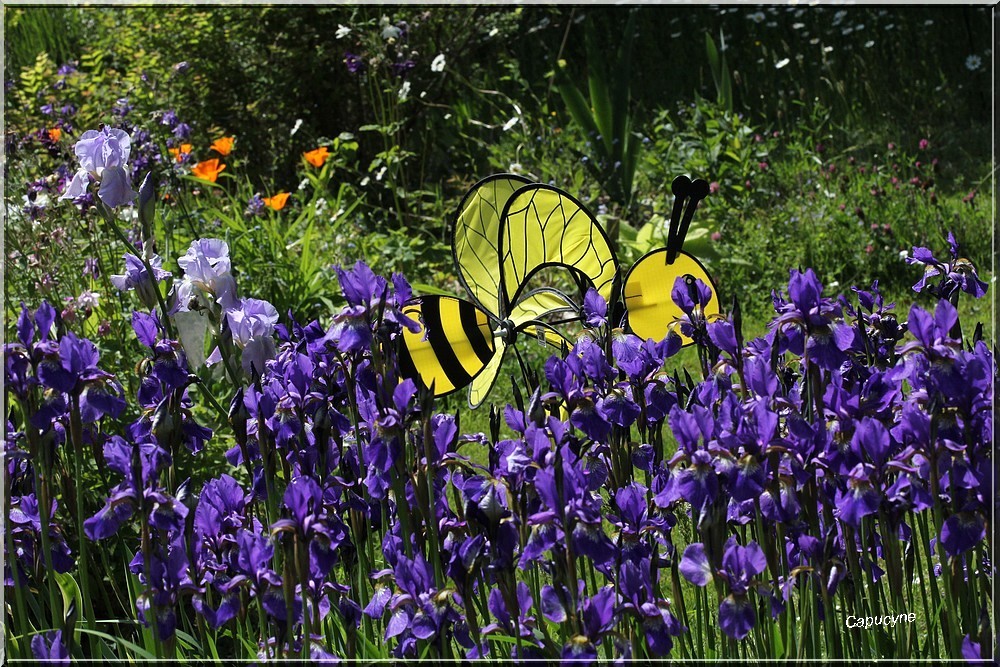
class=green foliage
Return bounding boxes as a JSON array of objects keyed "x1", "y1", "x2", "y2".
[
  {"x1": 554, "y1": 10, "x2": 642, "y2": 216},
  {"x1": 704, "y1": 31, "x2": 733, "y2": 114},
  {"x1": 4, "y1": 7, "x2": 82, "y2": 74}
]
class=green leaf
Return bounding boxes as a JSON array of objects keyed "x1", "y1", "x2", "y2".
[
  {"x1": 554, "y1": 62, "x2": 602, "y2": 150},
  {"x1": 53, "y1": 571, "x2": 84, "y2": 630},
  {"x1": 75, "y1": 627, "x2": 157, "y2": 661},
  {"x1": 705, "y1": 33, "x2": 722, "y2": 90},
  {"x1": 409, "y1": 282, "x2": 455, "y2": 297},
  {"x1": 611, "y1": 10, "x2": 638, "y2": 164},
  {"x1": 585, "y1": 21, "x2": 613, "y2": 156}
]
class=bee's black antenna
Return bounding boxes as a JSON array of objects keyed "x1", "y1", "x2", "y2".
[{"x1": 666, "y1": 176, "x2": 711, "y2": 264}]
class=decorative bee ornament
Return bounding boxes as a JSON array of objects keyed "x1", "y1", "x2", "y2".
[{"x1": 399, "y1": 173, "x2": 720, "y2": 408}]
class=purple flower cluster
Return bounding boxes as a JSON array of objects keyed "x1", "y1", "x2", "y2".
[
  {"x1": 6, "y1": 235, "x2": 992, "y2": 661},
  {"x1": 4, "y1": 301, "x2": 126, "y2": 600}
]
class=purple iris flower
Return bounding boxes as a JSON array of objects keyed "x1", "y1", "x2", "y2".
[
  {"x1": 674, "y1": 449, "x2": 719, "y2": 514},
  {"x1": 681, "y1": 538, "x2": 767, "y2": 640},
  {"x1": 899, "y1": 300, "x2": 961, "y2": 360},
  {"x1": 213, "y1": 298, "x2": 279, "y2": 378},
  {"x1": 175, "y1": 238, "x2": 238, "y2": 312},
  {"x1": 562, "y1": 635, "x2": 599, "y2": 663},
  {"x1": 84, "y1": 436, "x2": 182, "y2": 540},
  {"x1": 906, "y1": 232, "x2": 988, "y2": 299},
  {"x1": 9, "y1": 494, "x2": 74, "y2": 578},
  {"x1": 773, "y1": 269, "x2": 845, "y2": 370},
  {"x1": 368, "y1": 551, "x2": 464, "y2": 657},
  {"x1": 577, "y1": 586, "x2": 617, "y2": 652},
  {"x1": 135, "y1": 536, "x2": 198, "y2": 640},
  {"x1": 206, "y1": 527, "x2": 284, "y2": 622},
  {"x1": 110, "y1": 253, "x2": 172, "y2": 310},
  {"x1": 333, "y1": 261, "x2": 419, "y2": 354},
  {"x1": 271, "y1": 475, "x2": 348, "y2": 577},
  {"x1": 194, "y1": 474, "x2": 246, "y2": 552},
  {"x1": 582, "y1": 287, "x2": 607, "y2": 328},
  {"x1": 524, "y1": 444, "x2": 616, "y2": 570},
  {"x1": 61, "y1": 126, "x2": 138, "y2": 208},
  {"x1": 939, "y1": 512, "x2": 986, "y2": 557},
  {"x1": 610, "y1": 329, "x2": 642, "y2": 369},
  {"x1": 961, "y1": 634, "x2": 982, "y2": 660},
  {"x1": 31, "y1": 630, "x2": 69, "y2": 664},
  {"x1": 834, "y1": 462, "x2": 881, "y2": 527},
  {"x1": 483, "y1": 582, "x2": 540, "y2": 646},
  {"x1": 618, "y1": 558, "x2": 683, "y2": 656}
]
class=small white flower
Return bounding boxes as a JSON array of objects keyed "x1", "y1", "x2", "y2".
[
  {"x1": 360, "y1": 176, "x2": 371, "y2": 187},
  {"x1": 823, "y1": 46, "x2": 834, "y2": 54},
  {"x1": 314, "y1": 198, "x2": 328, "y2": 216},
  {"x1": 76, "y1": 290, "x2": 100, "y2": 310},
  {"x1": 508, "y1": 162, "x2": 522, "y2": 174},
  {"x1": 290, "y1": 118, "x2": 303, "y2": 136},
  {"x1": 898, "y1": 249, "x2": 909, "y2": 261},
  {"x1": 398, "y1": 81, "x2": 411, "y2": 101},
  {"x1": 488, "y1": 27, "x2": 499, "y2": 37},
  {"x1": 431, "y1": 53, "x2": 446, "y2": 72},
  {"x1": 775, "y1": 58, "x2": 790, "y2": 69},
  {"x1": 335, "y1": 24, "x2": 351, "y2": 39},
  {"x1": 375, "y1": 166, "x2": 388, "y2": 181},
  {"x1": 502, "y1": 116, "x2": 519, "y2": 131},
  {"x1": 792, "y1": 23, "x2": 805, "y2": 30},
  {"x1": 966, "y1": 55, "x2": 982, "y2": 71},
  {"x1": 748, "y1": 11, "x2": 765, "y2": 23},
  {"x1": 297, "y1": 178, "x2": 309, "y2": 191},
  {"x1": 864, "y1": 40, "x2": 875, "y2": 48}
]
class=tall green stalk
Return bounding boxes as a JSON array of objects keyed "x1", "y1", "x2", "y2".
[{"x1": 68, "y1": 395, "x2": 97, "y2": 653}]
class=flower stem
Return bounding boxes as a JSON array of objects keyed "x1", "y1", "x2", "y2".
[{"x1": 69, "y1": 394, "x2": 98, "y2": 654}]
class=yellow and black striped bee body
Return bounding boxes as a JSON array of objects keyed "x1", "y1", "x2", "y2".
[{"x1": 398, "y1": 296, "x2": 496, "y2": 397}]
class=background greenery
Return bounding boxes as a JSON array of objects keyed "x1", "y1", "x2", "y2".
[{"x1": 5, "y1": 3, "x2": 993, "y2": 409}]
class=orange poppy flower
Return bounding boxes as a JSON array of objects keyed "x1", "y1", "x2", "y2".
[
  {"x1": 168, "y1": 143, "x2": 193, "y2": 163},
  {"x1": 210, "y1": 136, "x2": 235, "y2": 156},
  {"x1": 47, "y1": 127, "x2": 62, "y2": 142},
  {"x1": 192, "y1": 158, "x2": 226, "y2": 183},
  {"x1": 263, "y1": 192, "x2": 290, "y2": 211},
  {"x1": 303, "y1": 146, "x2": 330, "y2": 168}
]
